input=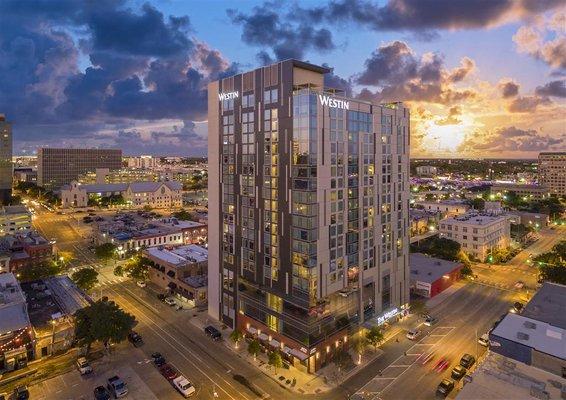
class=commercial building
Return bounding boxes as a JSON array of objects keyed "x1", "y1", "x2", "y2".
[
  {"x1": 144, "y1": 244, "x2": 208, "y2": 308},
  {"x1": 0, "y1": 273, "x2": 33, "y2": 372},
  {"x1": 0, "y1": 205, "x2": 32, "y2": 236},
  {"x1": 538, "y1": 152, "x2": 566, "y2": 197},
  {"x1": 0, "y1": 114, "x2": 13, "y2": 205},
  {"x1": 409, "y1": 253, "x2": 463, "y2": 298},
  {"x1": 439, "y1": 212, "x2": 510, "y2": 262},
  {"x1": 489, "y1": 283, "x2": 566, "y2": 379},
  {"x1": 125, "y1": 155, "x2": 159, "y2": 169},
  {"x1": 208, "y1": 59, "x2": 410, "y2": 372},
  {"x1": 409, "y1": 209, "x2": 439, "y2": 237},
  {"x1": 414, "y1": 200, "x2": 470, "y2": 218},
  {"x1": 13, "y1": 167, "x2": 37, "y2": 184},
  {"x1": 93, "y1": 213, "x2": 207, "y2": 254},
  {"x1": 507, "y1": 210, "x2": 549, "y2": 229},
  {"x1": 0, "y1": 232, "x2": 54, "y2": 273},
  {"x1": 415, "y1": 165, "x2": 437, "y2": 176},
  {"x1": 37, "y1": 148, "x2": 122, "y2": 190},
  {"x1": 60, "y1": 180, "x2": 183, "y2": 209},
  {"x1": 490, "y1": 182, "x2": 549, "y2": 200}
]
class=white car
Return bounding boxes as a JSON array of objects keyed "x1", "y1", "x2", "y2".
[
  {"x1": 514, "y1": 281, "x2": 525, "y2": 289},
  {"x1": 406, "y1": 329, "x2": 421, "y2": 340},
  {"x1": 164, "y1": 297, "x2": 176, "y2": 306},
  {"x1": 76, "y1": 357, "x2": 92, "y2": 375},
  {"x1": 172, "y1": 375, "x2": 196, "y2": 397},
  {"x1": 136, "y1": 281, "x2": 146, "y2": 288},
  {"x1": 478, "y1": 333, "x2": 490, "y2": 347}
]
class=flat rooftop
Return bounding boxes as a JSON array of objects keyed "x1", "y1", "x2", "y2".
[
  {"x1": 182, "y1": 274, "x2": 207, "y2": 288},
  {"x1": 456, "y1": 352, "x2": 566, "y2": 400},
  {"x1": 1, "y1": 205, "x2": 30, "y2": 215},
  {"x1": 491, "y1": 313, "x2": 566, "y2": 360},
  {"x1": 410, "y1": 253, "x2": 462, "y2": 284},
  {"x1": 522, "y1": 282, "x2": 566, "y2": 330},
  {"x1": 443, "y1": 212, "x2": 508, "y2": 226},
  {"x1": 0, "y1": 273, "x2": 30, "y2": 333},
  {"x1": 145, "y1": 244, "x2": 208, "y2": 266}
]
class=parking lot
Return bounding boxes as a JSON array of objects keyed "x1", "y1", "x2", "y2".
[{"x1": 29, "y1": 345, "x2": 183, "y2": 400}]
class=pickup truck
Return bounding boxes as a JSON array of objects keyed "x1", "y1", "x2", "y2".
[{"x1": 107, "y1": 376, "x2": 128, "y2": 398}]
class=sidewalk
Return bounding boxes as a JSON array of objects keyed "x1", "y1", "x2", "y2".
[{"x1": 189, "y1": 310, "x2": 418, "y2": 395}]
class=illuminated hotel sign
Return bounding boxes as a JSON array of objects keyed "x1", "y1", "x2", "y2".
[
  {"x1": 218, "y1": 91, "x2": 239, "y2": 101},
  {"x1": 377, "y1": 307, "x2": 400, "y2": 325},
  {"x1": 318, "y1": 94, "x2": 350, "y2": 110}
]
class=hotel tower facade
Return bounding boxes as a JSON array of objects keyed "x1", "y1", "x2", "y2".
[{"x1": 208, "y1": 60, "x2": 410, "y2": 372}]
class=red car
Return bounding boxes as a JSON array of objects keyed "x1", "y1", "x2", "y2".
[{"x1": 159, "y1": 364, "x2": 178, "y2": 381}]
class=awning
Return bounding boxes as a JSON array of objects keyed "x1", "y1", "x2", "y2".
[
  {"x1": 283, "y1": 346, "x2": 293, "y2": 355},
  {"x1": 269, "y1": 339, "x2": 280, "y2": 348},
  {"x1": 290, "y1": 348, "x2": 309, "y2": 361},
  {"x1": 258, "y1": 333, "x2": 269, "y2": 341},
  {"x1": 247, "y1": 326, "x2": 257, "y2": 335}
]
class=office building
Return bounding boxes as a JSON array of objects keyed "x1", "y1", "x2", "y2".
[
  {"x1": 0, "y1": 205, "x2": 32, "y2": 236},
  {"x1": 125, "y1": 155, "x2": 159, "y2": 169},
  {"x1": 37, "y1": 148, "x2": 122, "y2": 190},
  {"x1": 490, "y1": 182, "x2": 549, "y2": 200},
  {"x1": 415, "y1": 165, "x2": 437, "y2": 176},
  {"x1": 538, "y1": 152, "x2": 566, "y2": 197},
  {"x1": 439, "y1": 212, "x2": 510, "y2": 262},
  {"x1": 208, "y1": 59, "x2": 410, "y2": 372},
  {"x1": 0, "y1": 115, "x2": 13, "y2": 204}
]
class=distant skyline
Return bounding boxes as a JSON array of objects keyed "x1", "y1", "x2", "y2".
[{"x1": 1, "y1": 0, "x2": 565, "y2": 158}]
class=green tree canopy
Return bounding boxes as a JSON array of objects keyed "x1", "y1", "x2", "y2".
[
  {"x1": 248, "y1": 339, "x2": 261, "y2": 359},
  {"x1": 75, "y1": 299, "x2": 136, "y2": 353},
  {"x1": 17, "y1": 261, "x2": 61, "y2": 282},
  {"x1": 410, "y1": 237, "x2": 461, "y2": 261},
  {"x1": 365, "y1": 326, "x2": 384, "y2": 350},
  {"x1": 95, "y1": 243, "x2": 117, "y2": 262},
  {"x1": 268, "y1": 351, "x2": 283, "y2": 374},
  {"x1": 71, "y1": 267, "x2": 99, "y2": 291},
  {"x1": 122, "y1": 256, "x2": 150, "y2": 281},
  {"x1": 229, "y1": 330, "x2": 244, "y2": 348}
]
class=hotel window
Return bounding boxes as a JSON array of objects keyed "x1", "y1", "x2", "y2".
[
  {"x1": 242, "y1": 93, "x2": 255, "y2": 108},
  {"x1": 264, "y1": 88, "x2": 278, "y2": 105}
]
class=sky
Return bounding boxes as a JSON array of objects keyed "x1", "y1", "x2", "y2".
[{"x1": 1, "y1": 0, "x2": 565, "y2": 158}]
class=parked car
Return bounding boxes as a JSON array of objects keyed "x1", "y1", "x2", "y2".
[
  {"x1": 436, "y1": 379, "x2": 454, "y2": 397},
  {"x1": 511, "y1": 302, "x2": 524, "y2": 313},
  {"x1": 172, "y1": 375, "x2": 196, "y2": 397},
  {"x1": 459, "y1": 353, "x2": 476, "y2": 369},
  {"x1": 451, "y1": 365, "x2": 467, "y2": 380},
  {"x1": 164, "y1": 297, "x2": 176, "y2": 306},
  {"x1": 151, "y1": 352, "x2": 166, "y2": 367},
  {"x1": 514, "y1": 281, "x2": 525, "y2": 289},
  {"x1": 424, "y1": 316, "x2": 438, "y2": 326},
  {"x1": 107, "y1": 376, "x2": 128, "y2": 398},
  {"x1": 76, "y1": 357, "x2": 93, "y2": 375},
  {"x1": 406, "y1": 329, "x2": 421, "y2": 340},
  {"x1": 157, "y1": 293, "x2": 167, "y2": 301},
  {"x1": 159, "y1": 363, "x2": 178, "y2": 380},
  {"x1": 93, "y1": 386, "x2": 111, "y2": 400},
  {"x1": 204, "y1": 325, "x2": 222, "y2": 340},
  {"x1": 13, "y1": 386, "x2": 29, "y2": 400},
  {"x1": 136, "y1": 281, "x2": 146, "y2": 288},
  {"x1": 478, "y1": 333, "x2": 490, "y2": 347},
  {"x1": 128, "y1": 331, "x2": 144, "y2": 347}
]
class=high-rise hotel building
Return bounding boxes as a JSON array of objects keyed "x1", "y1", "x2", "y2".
[
  {"x1": 0, "y1": 115, "x2": 12, "y2": 205},
  {"x1": 208, "y1": 60, "x2": 410, "y2": 372}
]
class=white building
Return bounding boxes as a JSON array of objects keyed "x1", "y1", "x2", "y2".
[
  {"x1": 126, "y1": 155, "x2": 159, "y2": 169},
  {"x1": 0, "y1": 205, "x2": 32, "y2": 236},
  {"x1": 414, "y1": 200, "x2": 470, "y2": 218},
  {"x1": 415, "y1": 165, "x2": 437, "y2": 176},
  {"x1": 439, "y1": 212, "x2": 510, "y2": 261},
  {"x1": 60, "y1": 180, "x2": 183, "y2": 209}
]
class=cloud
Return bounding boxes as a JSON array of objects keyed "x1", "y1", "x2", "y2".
[
  {"x1": 227, "y1": 2, "x2": 335, "y2": 61},
  {"x1": 498, "y1": 79, "x2": 520, "y2": 98},
  {"x1": 436, "y1": 106, "x2": 461, "y2": 125},
  {"x1": 459, "y1": 126, "x2": 564, "y2": 153},
  {"x1": 0, "y1": 0, "x2": 235, "y2": 155},
  {"x1": 513, "y1": 11, "x2": 566, "y2": 69},
  {"x1": 354, "y1": 41, "x2": 476, "y2": 104},
  {"x1": 535, "y1": 79, "x2": 566, "y2": 97},
  {"x1": 294, "y1": 0, "x2": 562, "y2": 34},
  {"x1": 507, "y1": 95, "x2": 552, "y2": 112}
]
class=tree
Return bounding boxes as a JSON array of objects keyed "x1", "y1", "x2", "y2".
[
  {"x1": 71, "y1": 268, "x2": 99, "y2": 291},
  {"x1": 113, "y1": 265, "x2": 124, "y2": 277},
  {"x1": 75, "y1": 299, "x2": 136, "y2": 353},
  {"x1": 468, "y1": 198, "x2": 485, "y2": 210},
  {"x1": 365, "y1": 326, "x2": 384, "y2": 351},
  {"x1": 268, "y1": 351, "x2": 283, "y2": 374},
  {"x1": 410, "y1": 299, "x2": 429, "y2": 317},
  {"x1": 17, "y1": 261, "x2": 61, "y2": 282},
  {"x1": 248, "y1": 339, "x2": 261, "y2": 360},
  {"x1": 95, "y1": 243, "x2": 117, "y2": 264},
  {"x1": 122, "y1": 256, "x2": 150, "y2": 281},
  {"x1": 172, "y1": 210, "x2": 194, "y2": 221},
  {"x1": 333, "y1": 349, "x2": 353, "y2": 372},
  {"x1": 353, "y1": 336, "x2": 367, "y2": 364},
  {"x1": 229, "y1": 330, "x2": 244, "y2": 349},
  {"x1": 552, "y1": 241, "x2": 566, "y2": 261}
]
